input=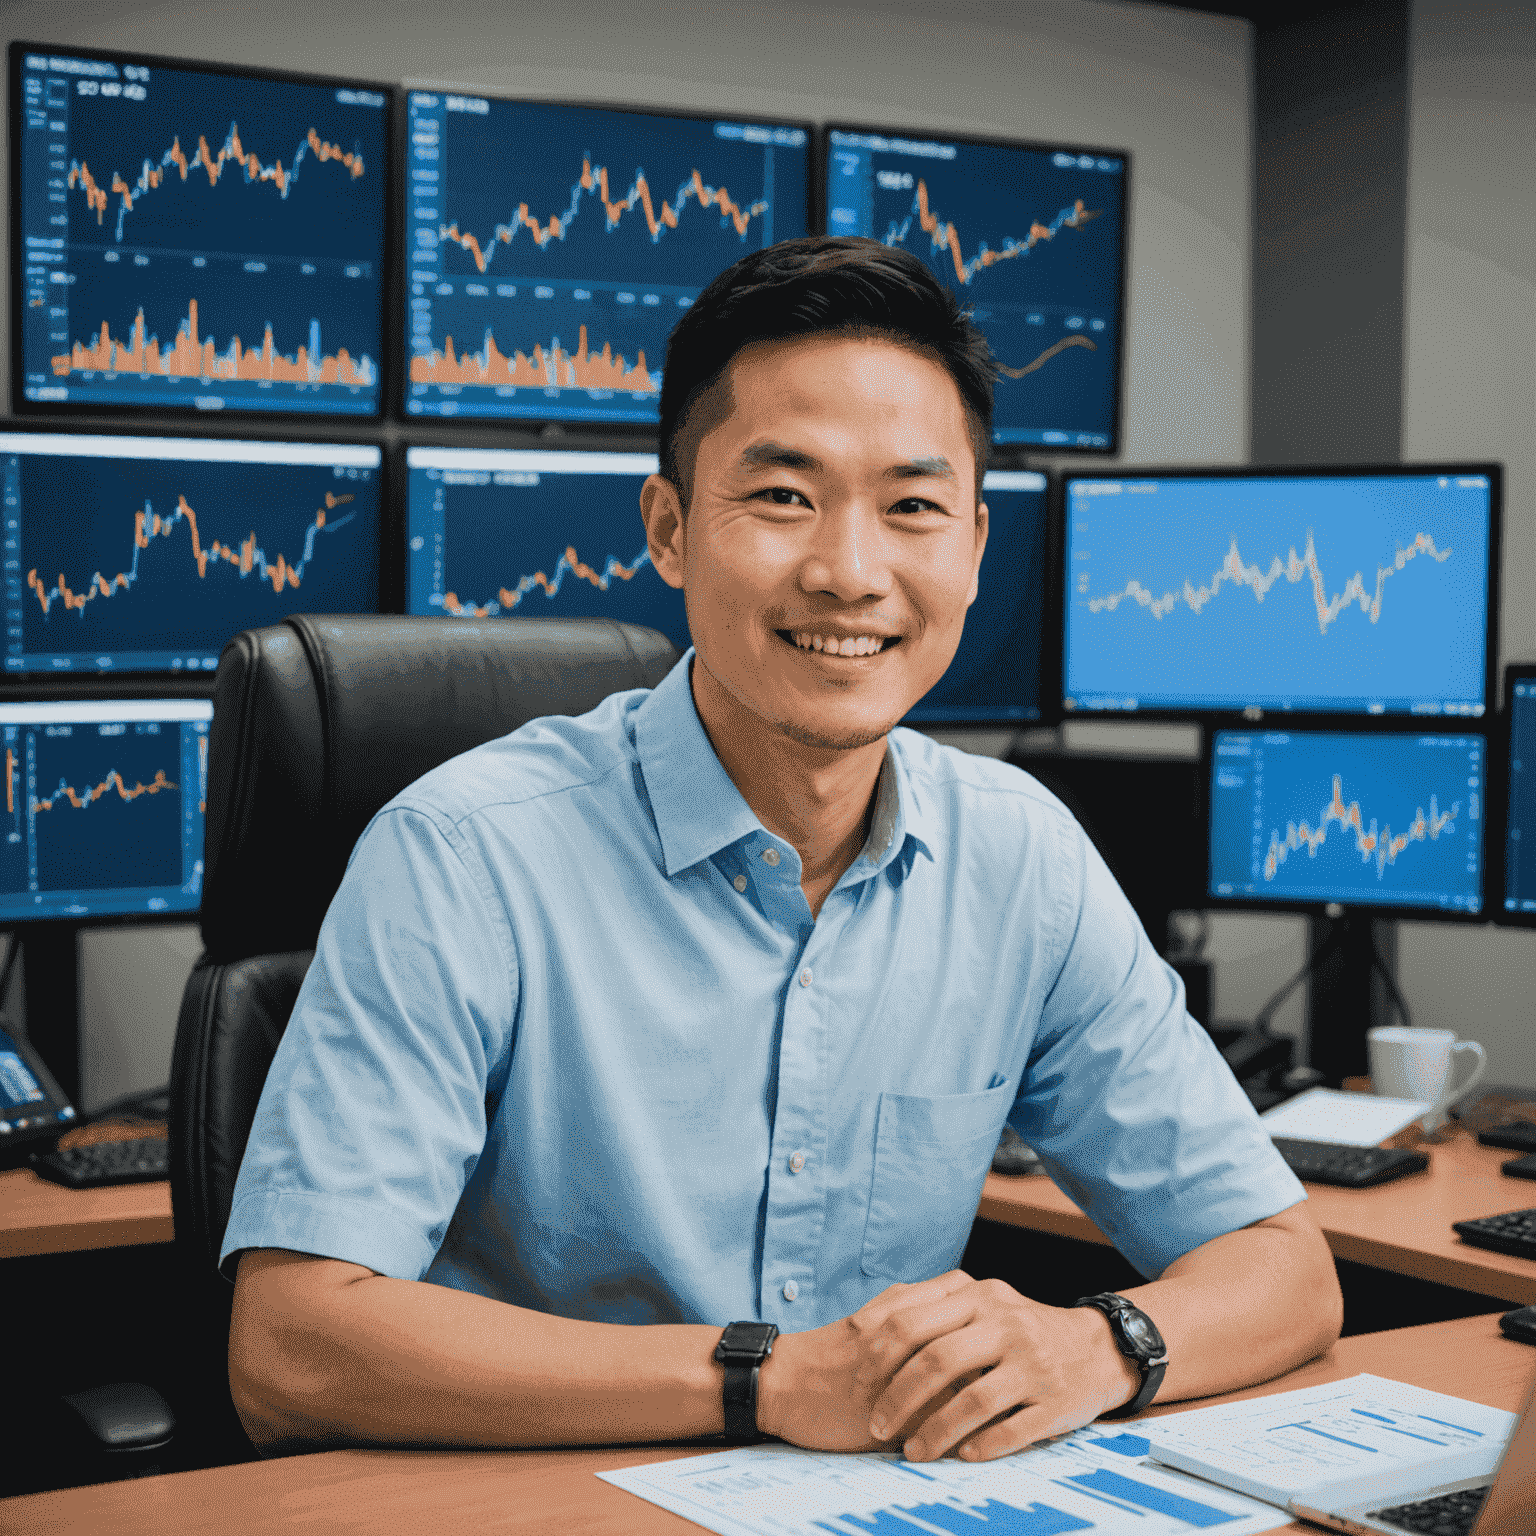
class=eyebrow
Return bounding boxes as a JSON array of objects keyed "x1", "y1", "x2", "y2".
[
  {"x1": 736, "y1": 441, "x2": 822, "y2": 473},
  {"x1": 885, "y1": 455, "x2": 957, "y2": 483}
]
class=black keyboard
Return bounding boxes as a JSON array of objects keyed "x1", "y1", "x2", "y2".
[
  {"x1": 1477, "y1": 1119, "x2": 1536, "y2": 1153},
  {"x1": 1453, "y1": 1206, "x2": 1536, "y2": 1260},
  {"x1": 1369, "y1": 1485, "x2": 1488, "y2": 1535},
  {"x1": 31, "y1": 1136, "x2": 169, "y2": 1189},
  {"x1": 1271, "y1": 1137, "x2": 1429, "y2": 1188}
]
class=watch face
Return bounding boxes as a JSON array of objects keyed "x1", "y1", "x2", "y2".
[
  {"x1": 719, "y1": 1322, "x2": 777, "y2": 1355},
  {"x1": 1120, "y1": 1309, "x2": 1165, "y2": 1357}
]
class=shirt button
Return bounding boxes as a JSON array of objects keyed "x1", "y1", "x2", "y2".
[
  {"x1": 762, "y1": 847, "x2": 781, "y2": 867},
  {"x1": 789, "y1": 1150, "x2": 806, "y2": 1173},
  {"x1": 733, "y1": 875, "x2": 748, "y2": 893},
  {"x1": 782, "y1": 1279, "x2": 799, "y2": 1301},
  {"x1": 799, "y1": 968, "x2": 813, "y2": 987}
]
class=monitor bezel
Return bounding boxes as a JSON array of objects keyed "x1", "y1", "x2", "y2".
[
  {"x1": 0, "y1": 690, "x2": 216, "y2": 930},
  {"x1": 393, "y1": 86, "x2": 817, "y2": 434},
  {"x1": 0, "y1": 418, "x2": 393, "y2": 680},
  {"x1": 1059, "y1": 462, "x2": 1504, "y2": 725},
  {"x1": 821, "y1": 120, "x2": 1131, "y2": 459},
  {"x1": 1492, "y1": 661, "x2": 1536, "y2": 928},
  {"x1": 8, "y1": 39, "x2": 398, "y2": 425},
  {"x1": 1203, "y1": 723, "x2": 1492, "y2": 924}
]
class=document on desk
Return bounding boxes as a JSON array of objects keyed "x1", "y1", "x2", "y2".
[
  {"x1": 600, "y1": 1424, "x2": 1287, "y2": 1536},
  {"x1": 1140, "y1": 1374, "x2": 1515, "y2": 1511}
]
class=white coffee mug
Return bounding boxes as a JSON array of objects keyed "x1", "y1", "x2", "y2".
[{"x1": 1368, "y1": 1025, "x2": 1487, "y2": 1130}]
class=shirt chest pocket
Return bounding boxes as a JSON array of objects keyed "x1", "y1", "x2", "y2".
[{"x1": 860, "y1": 1084, "x2": 1012, "y2": 1283}]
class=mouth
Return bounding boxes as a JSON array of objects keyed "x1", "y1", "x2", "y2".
[{"x1": 777, "y1": 629, "x2": 900, "y2": 659}]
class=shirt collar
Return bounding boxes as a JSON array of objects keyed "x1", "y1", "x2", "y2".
[{"x1": 633, "y1": 651, "x2": 937, "y2": 880}]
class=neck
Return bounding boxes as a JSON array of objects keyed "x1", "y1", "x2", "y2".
[{"x1": 689, "y1": 660, "x2": 888, "y2": 918}]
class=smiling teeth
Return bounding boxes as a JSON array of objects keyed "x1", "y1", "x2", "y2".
[{"x1": 793, "y1": 632, "x2": 886, "y2": 656}]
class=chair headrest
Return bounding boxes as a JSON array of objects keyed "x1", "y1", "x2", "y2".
[{"x1": 199, "y1": 615, "x2": 679, "y2": 962}]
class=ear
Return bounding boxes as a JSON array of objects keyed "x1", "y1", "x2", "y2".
[
  {"x1": 967, "y1": 500, "x2": 990, "y2": 607},
  {"x1": 640, "y1": 474, "x2": 687, "y2": 591}
]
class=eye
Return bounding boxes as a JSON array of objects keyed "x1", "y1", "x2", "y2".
[
  {"x1": 752, "y1": 485, "x2": 810, "y2": 507},
  {"x1": 891, "y1": 496, "x2": 946, "y2": 516}
]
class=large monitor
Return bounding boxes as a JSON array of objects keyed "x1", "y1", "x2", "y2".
[
  {"x1": 1063, "y1": 467, "x2": 1500, "y2": 719},
  {"x1": 905, "y1": 469, "x2": 1050, "y2": 725},
  {"x1": 1, "y1": 430, "x2": 383, "y2": 675},
  {"x1": 1497, "y1": 664, "x2": 1536, "y2": 925},
  {"x1": 404, "y1": 93, "x2": 811, "y2": 424},
  {"x1": 11, "y1": 44, "x2": 389, "y2": 418},
  {"x1": 0, "y1": 697, "x2": 212, "y2": 923},
  {"x1": 1208, "y1": 729, "x2": 1486, "y2": 918},
  {"x1": 824, "y1": 127, "x2": 1126, "y2": 451},
  {"x1": 405, "y1": 446, "x2": 686, "y2": 648}
]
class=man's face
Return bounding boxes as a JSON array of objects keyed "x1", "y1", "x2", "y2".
[{"x1": 642, "y1": 334, "x2": 988, "y2": 752}]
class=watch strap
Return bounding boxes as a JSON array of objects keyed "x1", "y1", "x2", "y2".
[
  {"x1": 721, "y1": 1361, "x2": 762, "y2": 1442},
  {"x1": 1073, "y1": 1293, "x2": 1167, "y2": 1419}
]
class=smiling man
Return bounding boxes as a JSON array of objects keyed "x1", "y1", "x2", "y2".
[{"x1": 223, "y1": 237, "x2": 1341, "y2": 1462}]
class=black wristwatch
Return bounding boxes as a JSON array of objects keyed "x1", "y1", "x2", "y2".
[
  {"x1": 1072, "y1": 1292, "x2": 1168, "y2": 1418},
  {"x1": 714, "y1": 1321, "x2": 779, "y2": 1442}
]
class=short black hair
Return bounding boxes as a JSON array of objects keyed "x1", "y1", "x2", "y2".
[{"x1": 658, "y1": 236, "x2": 995, "y2": 502}]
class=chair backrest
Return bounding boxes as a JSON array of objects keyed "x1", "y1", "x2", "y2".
[{"x1": 169, "y1": 615, "x2": 679, "y2": 1278}]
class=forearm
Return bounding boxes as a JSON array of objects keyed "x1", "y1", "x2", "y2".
[{"x1": 230, "y1": 1249, "x2": 725, "y2": 1453}]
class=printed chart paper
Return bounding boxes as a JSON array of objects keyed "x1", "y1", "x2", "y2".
[
  {"x1": 1142, "y1": 1374, "x2": 1514, "y2": 1508},
  {"x1": 599, "y1": 1425, "x2": 1286, "y2": 1536}
]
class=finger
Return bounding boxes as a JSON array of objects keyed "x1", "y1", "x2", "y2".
[
  {"x1": 955, "y1": 1398, "x2": 1090, "y2": 1463},
  {"x1": 899, "y1": 1361, "x2": 1030, "y2": 1461},
  {"x1": 854, "y1": 1271, "x2": 973, "y2": 1330},
  {"x1": 869, "y1": 1325, "x2": 1002, "y2": 1440},
  {"x1": 854, "y1": 1284, "x2": 987, "y2": 1390}
]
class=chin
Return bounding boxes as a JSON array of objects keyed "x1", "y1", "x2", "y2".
[{"x1": 771, "y1": 703, "x2": 907, "y2": 752}]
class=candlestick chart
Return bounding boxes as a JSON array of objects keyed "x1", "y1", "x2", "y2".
[
  {"x1": 1208, "y1": 731, "x2": 1484, "y2": 914},
  {"x1": 3, "y1": 439, "x2": 381, "y2": 674},
  {"x1": 17, "y1": 51, "x2": 386, "y2": 414},
  {"x1": 1064, "y1": 473, "x2": 1493, "y2": 715},
  {"x1": 825, "y1": 130, "x2": 1125, "y2": 448},
  {"x1": 405, "y1": 95, "x2": 809, "y2": 422},
  {"x1": 405, "y1": 449, "x2": 688, "y2": 648}
]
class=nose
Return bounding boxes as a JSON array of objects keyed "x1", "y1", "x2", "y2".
[{"x1": 798, "y1": 501, "x2": 894, "y2": 603}]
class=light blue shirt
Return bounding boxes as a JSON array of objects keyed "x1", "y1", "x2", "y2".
[{"x1": 222, "y1": 652, "x2": 1304, "y2": 1328}]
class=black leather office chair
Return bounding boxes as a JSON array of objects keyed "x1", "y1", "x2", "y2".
[{"x1": 166, "y1": 614, "x2": 679, "y2": 1464}]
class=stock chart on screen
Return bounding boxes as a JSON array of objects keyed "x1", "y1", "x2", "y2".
[
  {"x1": 1501, "y1": 674, "x2": 1536, "y2": 921},
  {"x1": 825, "y1": 129, "x2": 1125, "y2": 449},
  {"x1": 1209, "y1": 730, "x2": 1484, "y2": 914},
  {"x1": 1063, "y1": 471, "x2": 1495, "y2": 716},
  {"x1": 405, "y1": 93, "x2": 809, "y2": 423},
  {"x1": 2, "y1": 432, "x2": 381, "y2": 674},
  {"x1": 406, "y1": 447, "x2": 686, "y2": 646},
  {"x1": 905, "y1": 470, "x2": 1048, "y2": 724},
  {"x1": 0, "y1": 699, "x2": 211, "y2": 922},
  {"x1": 13, "y1": 45, "x2": 388, "y2": 416}
]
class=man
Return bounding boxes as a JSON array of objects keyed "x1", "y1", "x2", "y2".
[{"x1": 225, "y1": 237, "x2": 1341, "y2": 1462}]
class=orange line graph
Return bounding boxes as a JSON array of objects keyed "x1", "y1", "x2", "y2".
[
  {"x1": 440, "y1": 156, "x2": 766, "y2": 274},
  {"x1": 32, "y1": 767, "x2": 178, "y2": 815},
  {"x1": 1087, "y1": 529, "x2": 1452, "y2": 636},
  {"x1": 52, "y1": 300, "x2": 373, "y2": 386},
  {"x1": 911, "y1": 181, "x2": 1101, "y2": 287},
  {"x1": 26, "y1": 490, "x2": 354, "y2": 616},
  {"x1": 442, "y1": 543, "x2": 649, "y2": 617},
  {"x1": 410, "y1": 323, "x2": 656, "y2": 392},
  {"x1": 997, "y1": 334, "x2": 1099, "y2": 380},
  {"x1": 1264, "y1": 773, "x2": 1458, "y2": 881}
]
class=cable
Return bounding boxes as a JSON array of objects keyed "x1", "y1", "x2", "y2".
[{"x1": 1252, "y1": 920, "x2": 1348, "y2": 1035}]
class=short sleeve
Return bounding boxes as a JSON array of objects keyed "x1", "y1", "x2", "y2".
[
  {"x1": 1010, "y1": 822, "x2": 1306, "y2": 1278},
  {"x1": 219, "y1": 804, "x2": 517, "y2": 1282}
]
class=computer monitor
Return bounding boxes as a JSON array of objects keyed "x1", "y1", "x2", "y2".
[
  {"x1": 1497, "y1": 663, "x2": 1536, "y2": 925},
  {"x1": 904, "y1": 470, "x2": 1050, "y2": 725},
  {"x1": 404, "y1": 93, "x2": 811, "y2": 424},
  {"x1": 1062, "y1": 467, "x2": 1500, "y2": 719},
  {"x1": 0, "y1": 697, "x2": 212, "y2": 922},
  {"x1": 1, "y1": 429, "x2": 383, "y2": 675},
  {"x1": 11, "y1": 43, "x2": 389, "y2": 417},
  {"x1": 824, "y1": 127, "x2": 1126, "y2": 452},
  {"x1": 1207, "y1": 729, "x2": 1486, "y2": 918},
  {"x1": 404, "y1": 446, "x2": 686, "y2": 649}
]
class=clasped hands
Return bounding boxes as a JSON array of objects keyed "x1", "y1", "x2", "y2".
[{"x1": 755, "y1": 1270, "x2": 1142, "y2": 1463}]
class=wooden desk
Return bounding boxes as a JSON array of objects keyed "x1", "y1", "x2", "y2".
[
  {"x1": 980, "y1": 1132, "x2": 1536, "y2": 1305},
  {"x1": 2, "y1": 1312, "x2": 1528, "y2": 1534}
]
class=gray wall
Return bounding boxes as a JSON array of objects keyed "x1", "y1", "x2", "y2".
[{"x1": 0, "y1": 0, "x2": 1258, "y2": 1107}]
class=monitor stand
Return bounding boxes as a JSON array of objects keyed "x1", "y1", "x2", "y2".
[
  {"x1": 17, "y1": 923, "x2": 82, "y2": 1106},
  {"x1": 1306, "y1": 911, "x2": 1386, "y2": 1086}
]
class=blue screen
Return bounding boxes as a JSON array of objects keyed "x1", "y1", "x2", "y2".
[
  {"x1": 825, "y1": 129, "x2": 1125, "y2": 450},
  {"x1": 405, "y1": 94, "x2": 809, "y2": 424},
  {"x1": 15, "y1": 47, "x2": 387, "y2": 416},
  {"x1": 1209, "y1": 730, "x2": 1485, "y2": 914},
  {"x1": 1, "y1": 432, "x2": 381, "y2": 675},
  {"x1": 406, "y1": 447, "x2": 686, "y2": 646},
  {"x1": 1502, "y1": 678, "x2": 1536, "y2": 917},
  {"x1": 0, "y1": 698, "x2": 211, "y2": 922},
  {"x1": 1064, "y1": 472, "x2": 1493, "y2": 716},
  {"x1": 905, "y1": 470, "x2": 1048, "y2": 724}
]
